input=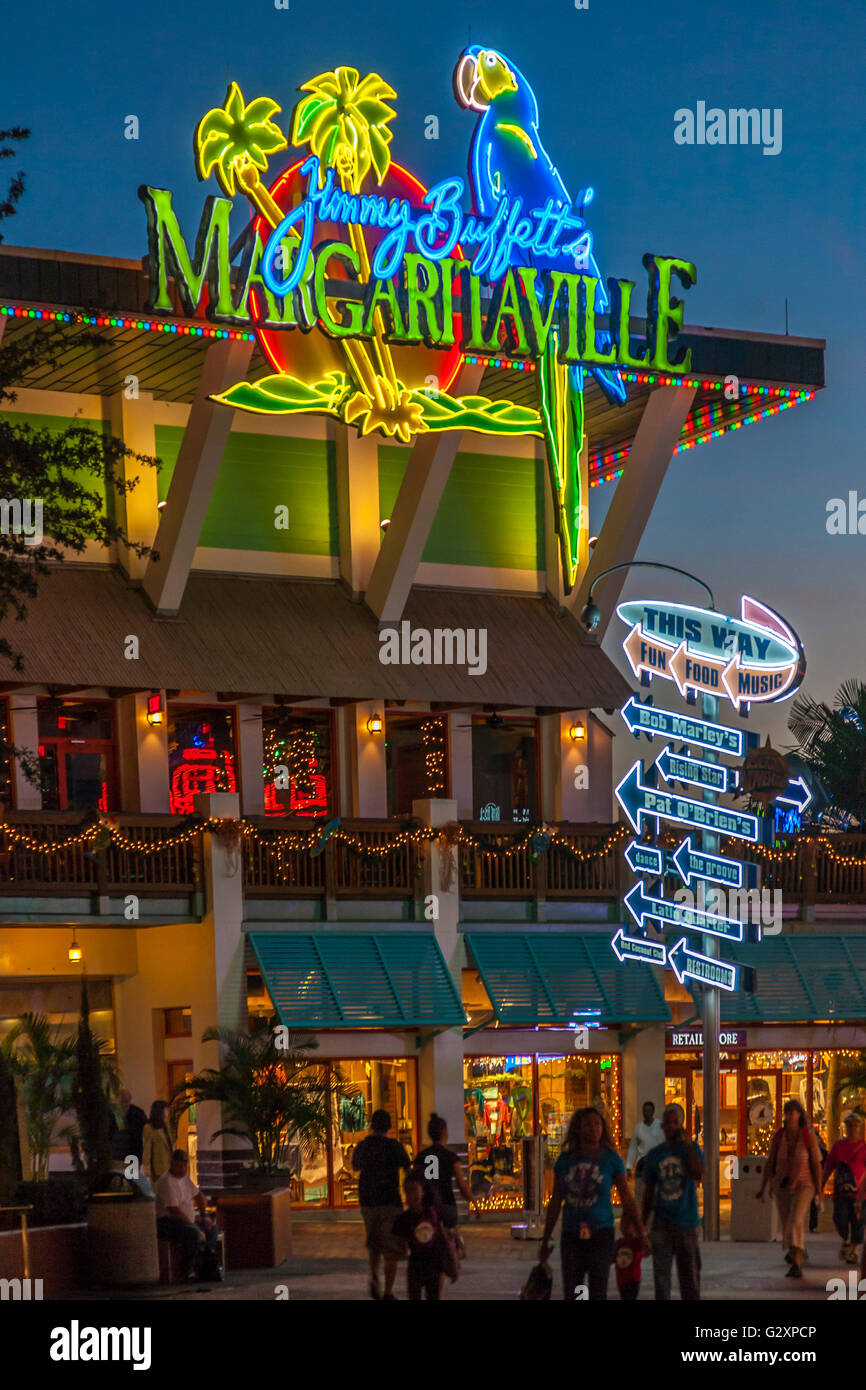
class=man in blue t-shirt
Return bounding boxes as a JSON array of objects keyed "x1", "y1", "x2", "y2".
[{"x1": 642, "y1": 1103, "x2": 704, "y2": 1300}]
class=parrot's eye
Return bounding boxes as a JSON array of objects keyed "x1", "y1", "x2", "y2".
[{"x1": 485, "y1": 54, "x2": 496, "y2": 66}]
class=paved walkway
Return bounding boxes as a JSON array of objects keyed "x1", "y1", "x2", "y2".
[{"x1": 71, "y1": 1213, "x2": 859, "y2": 1302}]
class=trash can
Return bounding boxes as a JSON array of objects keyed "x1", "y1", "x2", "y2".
[
  {"x1": 729, "y1": 1155, "x2": 779, "y2": 1241},
  {"x1": 86, "y1": 1173, "x2": 159, "y2": 1286}
]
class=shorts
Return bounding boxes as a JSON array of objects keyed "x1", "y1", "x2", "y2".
[{"x1": 361, "y1": 1205, "x2": 405, "y2": 1261}]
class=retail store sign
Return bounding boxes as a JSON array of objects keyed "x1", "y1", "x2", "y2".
[
  {"x1": 666, "y1": 1028, "x2": 746, "y2": 1049},
  {"x1": 618, "y1": 596, "x2": 805, "y2": 710}
]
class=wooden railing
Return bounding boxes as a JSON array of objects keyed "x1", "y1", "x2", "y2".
[
  {"x1": 243, "y1": 819, "x2": 418, "y2": 899},
  {"x1": 0, "y1": 813, "x2": 199, "y2": 897},
  {"x1": 2, "y1": 812, "x2": 866, "y2": 910},
  {"x1": 459, "y1": 822, "x2": 624, "y2": 900}
]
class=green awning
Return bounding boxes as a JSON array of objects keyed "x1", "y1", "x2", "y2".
[
  {"x1": 464, "y1": 933, "x2": 670, "y2": 1026},
  {"x1": 248, "y1": 932, "x2": 465, "y2": 1029},
  {"x1": 722, "y1": 935, "x2": 866, "y2": 1022}
]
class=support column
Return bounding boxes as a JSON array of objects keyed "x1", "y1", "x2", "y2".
[
  {"x1": 142, "y1": 338, "x2": 253, "y2": 615},
  {"x1": 109, "y1": 390, "x2": 159, "y2": 581},
  {"x1": 413, "y1": 798, "x2": 466, "y2": 1153},
  {"x1": 236, "y1": 703, "x2": 265, "y2": 816},
  {"x1": 621, "y1": 1023, "x2": 666, "y2": 1157},
  {"x1": 193, "y1": 791, "x2": 249, "y2": 1190},
  {"x1": 8, "y1": 693, "x2": 41, "y2": 810},
  {"x1": 116, "y1": 693, "x2": 170, "y2": 813},
  {"x1": 447, "y1": 712, "x2": 473, "y2": 818},
  {"x1": 335, "y1": 426, "x2": 381, "y2": 599},
  {"x1": 340, "y1": 702, "x2": 387, "y2": 818}
]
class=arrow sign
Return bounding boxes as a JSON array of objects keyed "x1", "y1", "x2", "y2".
[
  {"x1": 671, "y1": 834, "x2": 757, "y2": 890},
  {"x1": 624, "y1": 841, "x2": 666, "y2": 877},
  {"x1": 623, "y1": 624, "x2": 675, "y2": 681},
  {"x1": 655, "y1": 746, "x2": 737, "y2": 793},
  {"x1": 624, "y1": 882, "x2": 745, "y2": 943},
  {"x1": 620, "y1": 696, "x2": 749, "y2": 757},
  {"x1": 616, "y1": 761, "x2": 760, "y2": 842},
  {"x1": 775, "y1": 776, "x2": 812, "y2": 814},
  {"x1": 611, "y1": 928, "x2": 667, "y2": 967},
  {"x1": 668, "y1": 936, "x2": 739, "y2": 992}
]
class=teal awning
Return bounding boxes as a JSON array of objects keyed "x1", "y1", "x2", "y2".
[
  {"x1": 248, "y1": 932, "x2": 465, "y2": 1029},
  {"x1": 722, "y1": 935, "x2": 866, "y2": 1022},
  {"x1": 464, "y1": 933, "x2": 670, "y2": 1026}
]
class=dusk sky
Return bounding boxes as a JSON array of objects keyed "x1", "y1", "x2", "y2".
[{"x1": 5, "y1": 0, "x2": 864, "y2": 774}]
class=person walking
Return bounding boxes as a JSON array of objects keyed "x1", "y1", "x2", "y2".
[
  {"x1": 822, "y1": 1112, "x2": 866, "y2": 1264},
  {"x1": 142, "y1": 1100, "x2": 174, "y2": 1182},
  {"x1": 642, "y1": 1103, "x2": 703, "y2": 1300},
  {"x1": 539, "y1": 1106, "x2": 648, "y2": 1301},
  {"x1": 414, "y1": 1113, "x2": 474, "y2": 1233},
  {"x1": 392, "y1": 1175, "x2": 452, "y2": 1301},
  {"x1": 352, "y1": 1109, "x2": 411, "y2": 1301},
  {"x1": 756, "y1": 1098, "x2": 823, "y2": 1279},
  {"x1": 626, "y1": 1100, "x2": 664, "y2": 1207}
]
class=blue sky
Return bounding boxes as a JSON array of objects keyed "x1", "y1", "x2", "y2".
[{"x1": 4, "y1": 0, "x2": 864, "y2": 769}]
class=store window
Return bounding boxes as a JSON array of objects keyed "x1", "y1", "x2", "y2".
[
  {"x1": 263, "y1": 710, "x2": 334, "y2": 818},
  {"x1": 38, "y1": 699, "x2": 118, "y2": 812},
  {"x1": 385, "y1": 714, "x2": 448, "y2": 815},
  {"x1": 464, "y1": 1056, "x2": 533, "y2": 1204},
  {"x1": 293, "y1": 1058, "x2": 418, "y2": 1209},
  {"x1": 168, "y1": 707, "x2": 237, "y2": 815},
  {"x1": 537, "y1": 1054, "x2": 621, "y2": 1195},
  {"x1": 471, "y1": 717, "x2": 538, "y2": 822},
  {"x1": 746, "y1": 1050, "x2": 810, "y2": 1155}
]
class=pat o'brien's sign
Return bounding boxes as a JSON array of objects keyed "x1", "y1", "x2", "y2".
[{"x1": 141, "y1": 50, "x2": 698, "y2": 591}]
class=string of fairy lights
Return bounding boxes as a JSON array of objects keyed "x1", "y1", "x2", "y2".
[{"x1": 420, "y1": 718, "x2": 447, "y2": 796}]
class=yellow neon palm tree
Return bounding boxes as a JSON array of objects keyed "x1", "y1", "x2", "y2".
[
  {"x1": 195, "y1": 83, "x2": 288, "y2": 227},
  {"x1": 291, "y1": 68, "x2": 401, "y2": 402}
]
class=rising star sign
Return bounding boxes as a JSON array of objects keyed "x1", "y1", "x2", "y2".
[{"x1": 454, "y1": 46, "x2": 626, "y2": 593}]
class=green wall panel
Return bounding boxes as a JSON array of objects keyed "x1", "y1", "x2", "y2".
[
  {"x1": 1, "y1": 411, "x2": 111, "y2": 519},
  {"x1": 378, "y1": 448, "x2": 545, "y2": 571},
  {"x1": 154, "y1": 427, "x2": 338, "y2": 555}
]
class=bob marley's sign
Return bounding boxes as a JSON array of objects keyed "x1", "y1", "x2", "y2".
[{"x1": 140, "y1": 50, "x2": 698, "y2": 590}]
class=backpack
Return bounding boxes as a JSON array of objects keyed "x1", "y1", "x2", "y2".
[
  {"x1": 834, "y1": 1161, "x2": 858, "y2": 1197},
  {"x1": 519, "y1": 1261, "x2": 553, "y2": 1301}
]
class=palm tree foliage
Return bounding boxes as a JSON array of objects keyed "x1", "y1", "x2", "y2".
[
  {"x1": 2, "y1": 1013, "x2": 75, "y2": 1181},
  {"x1": 291, "y1": 67, "x2": 396, "y2": 191},
  {"x1": 195, "y1": 82, "x2": 287, "y2": 197},
  {"x1": 788, "y1": 679, "x2": 866, "y2": 827},
  {"x1": 172, "y1": 1020, "x2": 350, "y2": 1174}
]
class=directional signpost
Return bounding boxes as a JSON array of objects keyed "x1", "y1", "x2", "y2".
[
  {"x1": 612, "y1": 589, "x2": 806, "y2": 1244},
  {"x1": 624, "y1": 881, "x2": 746, "y2": 943}
]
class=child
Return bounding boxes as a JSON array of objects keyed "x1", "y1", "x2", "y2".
[
  {"x1": 393, "y1": 1175, "x2": 447, "y2": 1301},
  {"x1": 614, "y1": 1212, "x2": 644, "y2": 1300}
]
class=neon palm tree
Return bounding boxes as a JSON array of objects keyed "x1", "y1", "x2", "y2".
[
  {"x1": 291, "y1": 67, "x2": 403, "y2": 409},
  {"x1": 195, "y1": 82, "x2": 288, "y2": 227}
]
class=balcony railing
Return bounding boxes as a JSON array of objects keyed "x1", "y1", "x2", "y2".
[
  {"x1": 0, "y1": 813, "x2": 200, "y2": 898},
  {"x1": 1, "y1": 813, "x2": 865, "y2": 911}
]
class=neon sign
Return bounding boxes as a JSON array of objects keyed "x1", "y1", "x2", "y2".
[
  {"x1": 620, "y1": 694, "x2": 753, "y2": 756},
  {"x1": 618, "y1": 596, "x2": 805, "y2": 710},
  {"x1": 623, "y1": 880, "x2": 745, "y2": 943},
  {"x1": 615, "y1": 759, "x2": 759, "y2": 842},
  {"x1": 140, "y1": 53, "x2": 698, "y2": 592}
]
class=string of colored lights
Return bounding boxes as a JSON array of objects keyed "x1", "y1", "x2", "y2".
[
  {"x1": 589, "y1": 379, "x2": 815, "y2": 485},
  {"x1": 461, "y1": 354, "x2": 535, "y2": 372},
  {"x1": 0, "y1": 302, "x2": 256, "y2": 342}
]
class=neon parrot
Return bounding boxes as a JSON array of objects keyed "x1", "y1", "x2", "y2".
[{"x1": 453, "y1": 45, "x2": 626, "y2": 592}]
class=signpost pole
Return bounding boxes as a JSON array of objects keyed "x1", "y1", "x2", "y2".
[{"x1": 700, "y1": 690, "x2": 721, "y2": 1242}]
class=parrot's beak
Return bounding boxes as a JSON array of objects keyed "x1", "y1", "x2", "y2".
[{"x1": 452, "y1": 51, "x2": 483, "y2": 110}]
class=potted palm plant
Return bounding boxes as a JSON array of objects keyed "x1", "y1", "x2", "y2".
[{"x1": 172, "y1": 1020, "x2": 349, "y2": 1268}]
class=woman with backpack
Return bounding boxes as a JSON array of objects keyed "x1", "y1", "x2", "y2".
[
  {"x1": 756, "y1": 1098, "x2": 823, "y2": 1279},
  {"x1": 821, "y1": 1112, "x2": 866, "y2": 1264}
]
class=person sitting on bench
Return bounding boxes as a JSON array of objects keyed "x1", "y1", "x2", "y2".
[{"x1": 155, "y1": 1149, "x2": 221, "y2": 1281}]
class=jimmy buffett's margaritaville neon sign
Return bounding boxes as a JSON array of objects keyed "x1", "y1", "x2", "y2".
[{"x1": 140, "y1": 49, "x2": 698, "y2": 590}]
